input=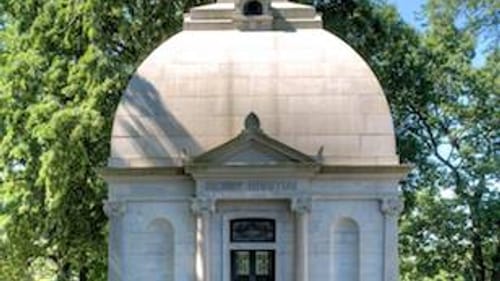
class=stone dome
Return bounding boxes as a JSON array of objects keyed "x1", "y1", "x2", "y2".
[{"x1": 109, "y1": 0, "x2": 398, "y2": 168}]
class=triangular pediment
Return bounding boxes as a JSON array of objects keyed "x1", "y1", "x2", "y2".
[
  {"x1": 215, "y1": 141, "x2": 292, "y2": 165},
  {"x1": 187, "y1": 113, "x2": 318, "y2": 168}
]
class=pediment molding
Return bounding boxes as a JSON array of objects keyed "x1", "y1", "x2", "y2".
[{"x1": 185, "y1": 113, "x2": 319, "y2": 177}]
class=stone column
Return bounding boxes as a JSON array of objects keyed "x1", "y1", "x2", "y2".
[
  {"x1": 103, "y1": 200, "x2": 126, "y2": 281},
  {"x1": 291, "y1": 197, "x2": 312, "y2": 281},
  {"x1": 380, "y1": 197, "x2": 404, "y2": 281},
  {"x1": 191, "y1": 197, "x2": 215, "y2": 281}
]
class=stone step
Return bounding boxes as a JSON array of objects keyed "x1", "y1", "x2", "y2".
[
  {"x1": 272, "y1": 3, "x2": 317, "y2": 19},
  {"x1": 190, "y1": 1, "x2": 316, "y2": 21},
  {"x1": 274, "y1": 16, "x2": 322, "y2": 29},
  {"x1": 190, "y1": 3, "x2": 235, "y2": 20},
  {"x1": 183, "y1": 17, "x2": 234, "y2": 30},
  {"x1": 185, "y1": 1, "x2": 321, "y2": 30},
  {"x1": 273, "y1": 8, "x2": 317, "y2": 20},
  {"x1": 185, "y1": 17, "x2": 322, "y2": 30}
]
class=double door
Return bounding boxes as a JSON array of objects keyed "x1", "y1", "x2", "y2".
[{"x1": 231, "y1": 250, "x2": 274, "y2": 281}]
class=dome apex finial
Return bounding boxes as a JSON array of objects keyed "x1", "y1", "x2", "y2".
[{"x1": 244, "y1": 112, "x2": 261, "y2": 132}]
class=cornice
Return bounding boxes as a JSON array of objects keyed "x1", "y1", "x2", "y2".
[
  {"x1": 98, "y1": 167, "x2": 186, "y2": 180},
  {"x1": 98, "y1": 163, "x2": 411, "y2": 180},
  {"x1": 320, "y1": 164, "x2": 412, "y2": 175}
]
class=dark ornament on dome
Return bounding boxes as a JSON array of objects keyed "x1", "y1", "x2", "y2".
[{"x1": 244, "y1": 112, "x2": 261, "y2": 133}]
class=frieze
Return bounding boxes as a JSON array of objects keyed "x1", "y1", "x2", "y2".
[{"x1": 200, "y1": 180, "x2": 298, "y2": 196}]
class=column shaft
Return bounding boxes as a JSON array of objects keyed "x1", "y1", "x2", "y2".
[
  {"x1": 192, "y1": 198, "x2": 214, "y2": 281},
  {"x1": 295, "y1": 211, "x2": 309, "y2": 281},
  {"x1": 202, "y1": 212, "x2": 211, "y2": 281},
  {"x1": 383, "y1": 214, "x2": 399, "y2": 281},
  {"x1": 103, "y1": 201, "x2": 126, "y2": 281},
  {"x1": 292, "y1": 197, "x2": 311, "y2": 281}
]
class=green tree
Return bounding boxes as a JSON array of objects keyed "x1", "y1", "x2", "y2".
[
  {"x1": 398, "y1": 1, "x2": 499, "y2": 279},
  {"x1": 0, "y1": 0, "x2": 209, "y2": 280},
  {"x1": 314, "y1": 0, "x2": 498, "y2": 280}
]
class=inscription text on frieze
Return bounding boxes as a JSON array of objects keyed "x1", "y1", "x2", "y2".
[{"x1": 202, "y1": 180, "x2": 298, "y2": 195}]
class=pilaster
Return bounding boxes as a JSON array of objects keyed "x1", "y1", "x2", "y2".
[
  {"x1": 103, "y1": 200, "x2": 127, "y2": 281},
  {"x1": 191, "y1": 197, "x2": 216, "y2": 281},
  {"x1": 291, "y1": 196, "x2": 312, "y2": 281},
  {"x1": 380, "y1": 197, "x2": 404, "y2": 281}
]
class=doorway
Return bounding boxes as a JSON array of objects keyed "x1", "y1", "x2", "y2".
[{"x1": 231, "y1": 250, "x2": 275, "y2": 281}]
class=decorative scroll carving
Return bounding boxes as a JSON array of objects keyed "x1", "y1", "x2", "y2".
[
  {"x1": 191, "y1": 197, "x2": 216, "y2": 215},
  {"x1": 103, "y1": 200, "x2": 126, "y2": 218},
  {"x1": 291, "y1": 197, "x2": 312, "y2": 214},
  {"x1": 380, "y1": 197, "x2": 404, "y2": 216}
]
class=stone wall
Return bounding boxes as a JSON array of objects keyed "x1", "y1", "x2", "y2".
[{"x1": 105, "y1": 174, "x2": 401, "y2": 281}]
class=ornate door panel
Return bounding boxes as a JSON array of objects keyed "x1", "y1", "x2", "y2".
[{"x1": 231, "y1": 250, "x2": 275, "y2": 281}]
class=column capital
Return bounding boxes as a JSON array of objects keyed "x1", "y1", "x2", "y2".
[
  {"x1": 380, "y1": 197, "x2": 404, "y2": 216},
  {"x1": 291, "y1": 196, "x2": 312, "y2": 214},
  {"x1": 103, "y1": 200, "x2": 126, "y2": 218},
  {"x1": 191, "y1": 197, "x2": 216, "y2": 215}
]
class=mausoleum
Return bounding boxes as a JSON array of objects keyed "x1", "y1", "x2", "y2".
[{"x1": 102, "y1": 1, "x2": 409, "y2": 281}]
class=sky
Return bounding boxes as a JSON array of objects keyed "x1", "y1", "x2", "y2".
[
  {"x1": 390, "y1": 0, "x2": 487, "y2": 66},
  {"x1": 389, "y1": 0, "x2": 426, "y2": 28},
  {"x1": 389, "y1": 1, "x2": 495, "y2": 196}
]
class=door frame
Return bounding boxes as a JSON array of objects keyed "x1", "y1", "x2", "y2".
[{"x1": 222, "y1": 211, "x2": 286, "y2": 281}]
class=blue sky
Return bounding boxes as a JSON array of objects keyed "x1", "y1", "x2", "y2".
[
  {"x1": 389, "y1": 0, "x2": 426, "y2": 27},
  {"x1": 390, "y1": 0, "x2": 487, "y2": 66}
]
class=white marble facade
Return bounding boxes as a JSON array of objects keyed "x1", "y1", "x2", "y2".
[
  {"x1": 103, "y1": 114, "x2": 407, "y2": 281},
  {"x1": 103, "y1": 1, "x2": 408, "y2": 281},
  {"x1": 103, "y1": 174, "x2": 406, "y2": 281}
]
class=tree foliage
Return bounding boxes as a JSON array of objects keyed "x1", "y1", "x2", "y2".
[
  {"x1": 0, "y1": 0, "x2": 209, "y2": 280},
  {"x1": 0, "y1": 0, "x2": 498, "y2": 280},
  {"x1": 398, "y1": 1, "x2": 499, "y2": 279},
  {"x1": 315, "y1": 0, "x2": 498, "y2": 280}
]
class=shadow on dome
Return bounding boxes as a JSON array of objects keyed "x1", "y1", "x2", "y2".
[{"x1": 112, "y1": 75, "x2": 202, "y2": 166}]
